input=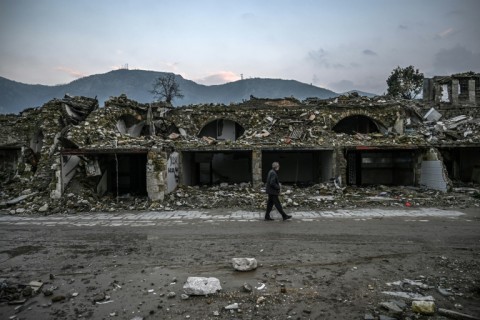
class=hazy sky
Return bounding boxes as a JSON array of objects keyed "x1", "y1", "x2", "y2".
[{"x1": 1, "y1": 0, "x2": 479, "y2": 94}]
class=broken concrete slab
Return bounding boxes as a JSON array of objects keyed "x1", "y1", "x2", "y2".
[
  {"x1": 4, "y1": 192, "x2": 39, "y2": 206},
  {"x1": 424, "y1": 107, "x2": 442, "y2": 122},
  {"x1": 182, "y1": 277, "x2": 222, "y2": 295}
]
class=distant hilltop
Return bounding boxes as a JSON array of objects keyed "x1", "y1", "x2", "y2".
[{"x1": 0, "y1": 69, "x2": 376, "y2": 114}]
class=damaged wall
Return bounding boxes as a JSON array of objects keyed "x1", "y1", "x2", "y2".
[{"x1": 147, "y1": 148, "x2": 167, "y2": 201}]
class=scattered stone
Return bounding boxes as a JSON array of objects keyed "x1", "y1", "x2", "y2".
[
  {"x1": 232, "y1": 258, "x2": 257, "y2": 271},
  {"x1": 225, "y1": 303, "x2": 239, "y2": 310},
  {"x1": 364, "y1": 314, "x2": 375, "y2": 320},
  {"x1": 180, "y1": 294, "x2": 189, "y2": 300},
  {"x1": 438, "y1": 308, "x2": 480, "y2": 320},
  {"x1": 256, "y1": 296, "x2": 266, "y2": 304},
  {"x1": 242, "y1": 283, "x2": 253, "y2": 292},
  {"x1": 438, "y1": 286, "x2": 454, "y2": 296},
  {"x1": 412, "y1": 301, "x2": 435, "y2": 315},
  {"x1": 91, "y1": 292, "x2": 106, "y2": 303},
  {"x1": 183, "y1": 277, "x2": 221, "y2": 295},
  {"x1": 38, "y1": 204, "x2": 49, "y2": 212},
  {"x1": 43, "y1": 289, "x2": 53, "y2": 296},
  {"x1": 382, "y1": 291, "x2": 434, "y2": 301},
  {"x1": 167, "y1": 292, "x2": 176, "y2": 299},
  {"x1": 380, "y1": 301, "x2": 403, "y2": 315}
]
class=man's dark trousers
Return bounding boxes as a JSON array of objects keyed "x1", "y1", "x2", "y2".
[{"x1": 266, "y1": 194, "x2": 288, "y2": 218}]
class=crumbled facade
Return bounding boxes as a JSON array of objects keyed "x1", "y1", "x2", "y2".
[{"x1": 1, "y1": 75, "x2": 480, "y2": 214}]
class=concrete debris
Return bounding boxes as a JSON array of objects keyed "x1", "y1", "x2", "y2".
[
  {"x1": 0, "y1": 279, "x2": 43, "y2": 305},
  {"x1": 387, "y1": 278, "x2": 430, "y2": 289},
  {"x1": 242, "y1": 283, "x2": 253, "y2": 292},
  {"x1": 424, "y1": 107, "x2": 442, "y2": 121},
  {"x1": 182, "y1": 277, "x2": 222, "y2": 295},
  {"x1": 231, "y1": 258, "x2": 258, "y2": 271},
  {"x1": 224, "y1": 302, "x2": 239, "y2": 310},
  {"x1": 380, "y1": 301, "x2": 403, "y2": 315},
  {"x1": 412, "y1": 300, "x2": 436, "y2": 315},
  {"x1": 0, "y1": 84, "x2": 479, "y2": 213},
  {"x1": 381, "y1": 291, "x2": 434, "y2": 301},
  {"x1": 438, "y1": 308, "x2": 480, "y2": 320}
]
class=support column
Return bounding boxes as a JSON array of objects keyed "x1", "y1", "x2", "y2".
[
  {"x1": 146, "y1": 148, "x2": 167, "y2": 201},
  {"x1": 434, "y1": 83, "x2": 442, "y2": 103},
  {"x1": 334, "y1": 148, "x2": 347, "y2": 186},
  {"x1": 423, "y1": 78, "x2": 434, "y2": 101},
  {"x1": 451, "y1": 79, "x2": 459, "y2": 105},
  {"x1": 252, "y1": 149, "x2": 262, "y2": 188},
  {"x1": 468, "y1": 79, "x2": 476, "y2": 104}
]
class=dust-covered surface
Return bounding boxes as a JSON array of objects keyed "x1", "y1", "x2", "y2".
[{"x1": 0, "y1": 208, "x2": 479, "y2": 320}]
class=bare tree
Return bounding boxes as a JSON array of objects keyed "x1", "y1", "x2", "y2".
[{"x1": 151, "y1": 74, "x2": 184, "y2": 104}]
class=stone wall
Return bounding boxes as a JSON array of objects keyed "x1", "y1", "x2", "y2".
[{"x1": 146, "y1": 148, "x2": 167, "y2": 201}]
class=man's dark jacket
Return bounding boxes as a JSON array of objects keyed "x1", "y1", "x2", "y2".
[{"x1": 266, "y1": 169, "x2": 280, "y2": 195}]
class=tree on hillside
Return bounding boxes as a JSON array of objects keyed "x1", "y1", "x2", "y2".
[
  {"x1": 386, "y1": 65, "x2": 424, "y2": 99},
  {"x1": 151, "y1": 74, "x2": 184, "y2": 104}
]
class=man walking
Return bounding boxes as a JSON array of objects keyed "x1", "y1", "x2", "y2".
[{"x1": 265, "y1": 162, "x2": 292, "y2": 221}]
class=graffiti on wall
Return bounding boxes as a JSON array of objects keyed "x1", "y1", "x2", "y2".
[{"x1": 167, "y1": 151, "x2": 179, "y2": 193}]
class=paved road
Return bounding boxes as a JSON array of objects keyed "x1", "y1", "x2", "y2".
[
  {"x1": 0, "y1": 207, "x2": 479, "y2": 319},
  {"x1": 0, "y1": 207, "x2": 469, "y2": 227}
]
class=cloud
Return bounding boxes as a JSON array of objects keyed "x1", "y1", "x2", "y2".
[
  {"x1": 436, "y1": 27, "x2": 455, "y2": 39},
  {"x1": 308, "y1": 48, "x2": 345, "y2": 69},
  {"x1": 54, "y1": 66, "x2": 86, "y2": 79},
  {"x1": 196, "y1": 71, "x2": 240, "y2": 85},
  {"x1": 398, "y1": 24, "x2": 408, "y2": 30},
  {"x1": 362, "y1": 49, "x2": 377, "y2": 56},
  {"x1": 433, "y1": 45, "x2": 480, "y2": 74}
]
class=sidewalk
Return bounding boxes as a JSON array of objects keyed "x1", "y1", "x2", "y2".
[{"x1": 0, "y1": 208, "x2": 465, "y2": 227}]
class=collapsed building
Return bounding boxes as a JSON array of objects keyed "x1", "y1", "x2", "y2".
[{"x1": 1, "y1": 73, "x2": 479, "y2": 214}]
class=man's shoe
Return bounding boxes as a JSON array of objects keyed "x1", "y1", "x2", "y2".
[
  {"x1": 283, "y1": 215, "x2": 292, "y2": 221},
  {"x1": 264, "y1": 217, "x2": 274, "y2": 221}
]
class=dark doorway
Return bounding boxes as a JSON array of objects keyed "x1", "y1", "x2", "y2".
[
  {"x1": 262, "y1": 150, "x2": 333, "y2": 186},
  {"x1": 438, "y1": 147, "x2": 480, "y2": 183},
  {"x1": 106, "y1": 154, "x2": 147, "y2": 196},
  {"x1": 181, "y1": 151, "x2": 252, "y2": 185},
  {"x1": 346, "y1": 149, "x2": 416, "y2": 186}
]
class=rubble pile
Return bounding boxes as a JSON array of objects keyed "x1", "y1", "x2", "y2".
[
  {"x1": 64, "y1": 95, "x2": 151, "y2": 149},
  {"x1": 422, "y1": 113, "x2": 480, "y2": 144},
  {"x1": 161, "y1": 183, "x2": 480, "y2": 212},
  {"x1": 1, "y1": 180, "x2": 478, "y2": 215},
  {"x1": 364, "y1": 255, "x2": 480, "y2": 319},
  {"x1": 1, "y1": 89, "x2": 480, "y2": 215},
  {"x1": 0, "y1": 279, "x2": 43, "y2": 305}
]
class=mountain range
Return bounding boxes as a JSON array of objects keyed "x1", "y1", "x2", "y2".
[{"x1": 0, "y1": 69, "x2": 375, "y2": 114}]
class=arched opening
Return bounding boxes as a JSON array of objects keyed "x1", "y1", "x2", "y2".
[
  {"x1": 198, "y1": 119, "x2": 245, "y2": 141},
  {"x1": 333, "y1": 115, "x2": 383, "y2": 135},
  {"x1": 116, "y1": 114, "x2": 145, "y2": 137}
]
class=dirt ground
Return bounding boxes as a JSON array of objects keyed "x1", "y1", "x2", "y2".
[{"x1": 0, "y1": 207, "x2": 479, "y2": 320}]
